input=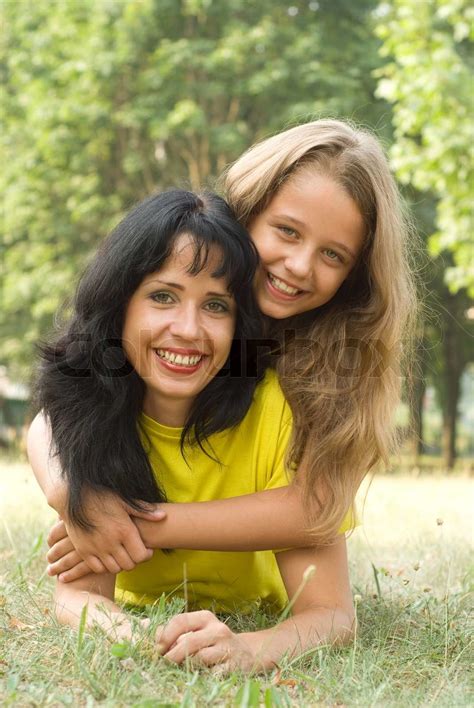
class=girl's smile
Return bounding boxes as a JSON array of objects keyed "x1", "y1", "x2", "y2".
[
  {"x1": 249, "y1": 172, "x2": 365, "y2": 318},
  {"x1": 122, "y1": 235, "x2": 236, "y2": 426}
]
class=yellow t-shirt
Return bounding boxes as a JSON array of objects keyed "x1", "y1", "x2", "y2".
[{"x1": 115, "y1": 369, "x2": 351, "y2": 613}]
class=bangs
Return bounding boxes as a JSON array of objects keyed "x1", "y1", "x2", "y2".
[{"x1": 156, "y1": 208, "x2": 257, "y2": 297}]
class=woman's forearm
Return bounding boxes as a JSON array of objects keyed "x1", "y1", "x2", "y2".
[
  {"x1": 27, "y1": 412, "x2": 68, "y2": 513},
  {"x1": 53, "y1": 575, "x2": 140, "y2": 640},
  {"x1": 241, "y1": 605, "x2": 355, "y2": 669},
  {"x1": 136, "y1": 486, "x2": 314, "y2": 551}
]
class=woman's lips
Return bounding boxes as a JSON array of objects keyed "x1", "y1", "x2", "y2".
[{"x1": 153, "y1": 347, "x2": 207, "y2": 374}]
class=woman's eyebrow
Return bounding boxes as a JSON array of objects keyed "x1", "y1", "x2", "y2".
[{"x1": 146, "y1": 279, "x2": 232, "y2": 298}]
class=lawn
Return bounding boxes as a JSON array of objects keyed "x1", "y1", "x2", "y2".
[{"x1": 0, "y1": 461, "x2": 472, "y2": 706}]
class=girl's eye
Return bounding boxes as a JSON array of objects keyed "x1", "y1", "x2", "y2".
[
  {"x1": 277, "y1": 225, "x2": 298, "y2": 238},
  {"x1": 205, "y1": 300, "x2": 229, "y2": 314},
  {"x1": 150, "y1": 291, "x2": 175, "y2": 304},
  {"x1": 323, "y1": 248, "x2": 343, "y2": 263}
]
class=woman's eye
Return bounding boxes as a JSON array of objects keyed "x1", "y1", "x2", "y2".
[
  {"x1": 323, "y1": 249, "x2": 343, "y2": 263},
  {"x1": 150, "y1": 291, "x2": 174, "y2": 304},
  {"x1": 205, "y1": 300, "x2": 229, "y2": 313}
]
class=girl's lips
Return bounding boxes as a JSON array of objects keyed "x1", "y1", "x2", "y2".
[{"x1": 265, "y1": 272, "x2": 307, "y2": 302}]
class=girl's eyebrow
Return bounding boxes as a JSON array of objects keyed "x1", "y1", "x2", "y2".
[
  {"x1": 146, "y1": 278, "x2": 232, "y2": 298},
  {"x1": 272, "y1": 213, "x2": 306, "y2": 228}
]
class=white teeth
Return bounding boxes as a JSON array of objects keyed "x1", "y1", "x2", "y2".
[
  {"x1": 156, "y1": 349, "x2": 202, "y2": 367},
  {"x1": 268, "y1": 273, "x2": 300, "y2": 295}
]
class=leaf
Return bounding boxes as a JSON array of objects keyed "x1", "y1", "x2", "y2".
[
  {"x1": 8, "y1": 617, "x2": 33, "y2": 630},
  {"x1": 234, "y1": 679, "x2": 261, "y2": 707},
  {"x1": 6, "y1": 672, "x2": 20, "y2": 692},
  {"x1": 264, "y1": 686, "x2": 286, "y2": 707},
  {"x1": 77, "y1": 604, "x2": 87, "y2": 652},
  {"x1": 271, "y1": 667, "x2": 298, "y2": 687},
  {"x1": 110, "y1": 641, "x2": 132, "y2": 659}
]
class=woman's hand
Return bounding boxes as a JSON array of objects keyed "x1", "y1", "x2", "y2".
[
  {"x1": 46, "y1": 488, "x2": 166, "y2": 581},
  {"x1": 155, "y1": 611, "x2": 265, "y2": 672}
]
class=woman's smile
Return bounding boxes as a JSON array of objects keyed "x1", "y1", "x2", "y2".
[{"x1": 154, "y1": 347, "x2": 207, "y2": 373}]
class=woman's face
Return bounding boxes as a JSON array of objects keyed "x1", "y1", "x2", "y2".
[
  {"x1": 122, "y1": 235, "x2": 236, "y2": 426},
  {"x1": 249, "y1": 172, "x2": 366, "y2": 319}
]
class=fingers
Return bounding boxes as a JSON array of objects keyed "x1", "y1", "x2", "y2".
[
  {"x1": 156, "y1": 610, "x2": 216, "y2": 653},
  {"x1": 47, "y1": 520, "x2": 68, "y2": 547},
  {"x1": 47, "y1": 537, "x2": 75, "y2": 563},
  {"x1": 47, "y1": 550, "x2": 83, "y2": 576},
  {"x1": 124, "y1": 502, "x2": 167, "y2": 521},
  {"x1": 110, "y1": 546, "x2": 136, "y2": 572},
  {"x1": 83, "y1": 555, "x2": 108, "y2": 574},
  {"x1": 100, "y1": 554, "x2": 123, "y2": 574},
  {"x1": 57, "y1": 561, "x2": 91, "y2": 583},
  {"x1": 122, "y1": 527, "x2": 155, "y2": 565},
  {"x1": 164, "y1": 633, "x2": 230, "y2": 665}
]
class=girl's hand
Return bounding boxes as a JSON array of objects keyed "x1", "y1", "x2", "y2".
[
  {"x1": 47, "y1": 519, "x2": 97, "y2": 582},
  {"x1": 156, "y1": 611, "x2": 263, "y2": 672},
  {"x1": 47, "y1": 489, "x2": 166, "y2": 579}
]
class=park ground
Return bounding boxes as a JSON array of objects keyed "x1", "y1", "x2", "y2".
[{"x1": 0, "y1": 461, "x2": 472, "y2": 707}]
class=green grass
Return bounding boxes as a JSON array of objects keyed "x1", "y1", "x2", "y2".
[{"x1": 0, "y1": 462, "x2": 472, "y2": 706}]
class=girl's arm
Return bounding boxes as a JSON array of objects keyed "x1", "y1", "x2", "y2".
[
  {"x1": 136, "y1": 485, "x2": 311, "y2": 550},
  {"x1": 155, "y1": 536, "x2": 355, "y2": 671},
  {"x1": 46, "y1": 486, "x2": 316, "y2": 582},
  {"x1": 27, "y1": 412, "x2": 165, "y2": 574}
]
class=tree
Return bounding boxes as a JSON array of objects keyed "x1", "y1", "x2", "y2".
[
  {"x1": 375, "y1": 0, "x2": 474, "y2": 467},
  {"x1": 1, "y1": 0, "x2": 386, "y2": 379},
  {"x1": 375, "y1": 0, "x2": 474, "y2": 296}
]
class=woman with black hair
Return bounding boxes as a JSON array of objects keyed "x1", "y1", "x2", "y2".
[{"x1": 31, "y1": 189, "x2": 354, "y2": 671}]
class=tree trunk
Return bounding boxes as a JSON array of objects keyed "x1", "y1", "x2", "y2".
[
  {"x1": 441, "y1": 304, "x2": 464, "y2": 470},
  {"x1": 442, "y1": 366, "x2": 461, "y2": 470},
  {"x1": 410, "y1": 368, "x2": 425, "y2": 463}
]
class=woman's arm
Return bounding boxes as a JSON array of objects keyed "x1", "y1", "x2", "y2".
[
  {"x1": 155, "y1": 536, "x2": 355, "y2": 671},
  {"x1": 27, "y1": 412, "x2": 68, "y2": 513},
  {"x1": 53, "y1": 571, "x2": 147, "y2": 641},
  {"x1": 240, "y1": 537, "x2": 355, "y2": 665},
  {"x1": 27, "y1": 412, "x2": 164, "y2": 574}
]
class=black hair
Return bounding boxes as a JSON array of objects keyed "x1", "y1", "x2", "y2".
[{"x1": 35, "y1": 190, "x2": 262, "y2": 527}]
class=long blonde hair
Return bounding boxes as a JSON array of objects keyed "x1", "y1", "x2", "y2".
[{"x1": 222, "y1": 119, "x2": 418, "y2": 543}]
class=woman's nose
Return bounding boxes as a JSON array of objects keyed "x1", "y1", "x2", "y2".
[{"x1": 168, "y1": 305, "x2": 202, "y2": 340}]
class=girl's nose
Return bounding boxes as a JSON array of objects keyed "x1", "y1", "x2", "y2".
[
  {"x1": 284, "y1": 250, "x2": 312, "y2": 282},
  {"x1": 168, "y1": 305, "x2": 202, "y2": 341}
]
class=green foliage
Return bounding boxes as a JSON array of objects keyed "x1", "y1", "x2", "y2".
[
  {"x1": 375, "y1": 0, "x2": 474, "y2": 296},
  {"x1": 1, "y1": 0, "x2": 384, "y2": 378}
]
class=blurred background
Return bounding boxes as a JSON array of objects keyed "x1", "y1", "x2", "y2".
[{"x1": 1, "y1": 0, "x2": 473, "y2": 472}]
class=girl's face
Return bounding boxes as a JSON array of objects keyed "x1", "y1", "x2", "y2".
[
  {"x1": 249, "y1": 172, "x2": 366, "y2": 319},
  {"x1": 122, "y1": 235, "x2": 236, "y2": 426}
]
